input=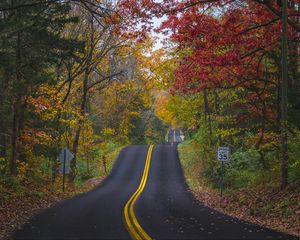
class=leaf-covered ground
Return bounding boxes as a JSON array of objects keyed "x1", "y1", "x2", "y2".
[
  {"x1": 191, "y1": 184, "x2": 300, "y2": 237},
  {"x1": 178, "y1": 140, "x2": 300, "y2": 237},
  {"x1": 0, "y1": 177, "x2": 104, "y2": 240},
  {"x1": 0, "y1": 145, "x2": 123, "y2": 240}
]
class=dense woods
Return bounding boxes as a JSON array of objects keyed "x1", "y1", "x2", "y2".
[
  {"x1": 0, "y1": 1, "x2": 166, "y2": 187},
  {"x1": 143, "y1": 0, "x2": 300, "y2": 189},
  {"x1": 0, "y1": 0, "x2": 299, "y2": 237}
]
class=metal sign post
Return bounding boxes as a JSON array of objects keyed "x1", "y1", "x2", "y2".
[
  {"x1": 220, "y1": 161, "x2": 225, "y2": 197},
  {"x1": 62, "y1": 148, "x2": 66, "y2": 192},
  {"x1": 58, "y1": 148, "x2": 74, "y2": 192},
  {"x1": 217, "y1": 146, "x2": 230, "y2": 197}
]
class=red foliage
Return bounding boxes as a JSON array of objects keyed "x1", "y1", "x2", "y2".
[
  {"x1": 117, "y1": 0, "x2": 298, "y2": 128},
  {"x1": 161, "y1": 3, "x2": 283, "y2": 93}
]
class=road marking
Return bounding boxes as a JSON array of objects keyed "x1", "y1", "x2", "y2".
[
  {"x1": 123, "y1": 145, "x2": 154, "y2": 240},
  {"x1": 173, "y1": 130, "x2": 176, "y2": 143}
]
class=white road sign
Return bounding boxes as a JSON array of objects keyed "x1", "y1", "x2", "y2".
[
  {"x1": 58, "y1": 148, "x2": 74, "y2": 163},
  {"x1": 59, "y1": 163, "x2": 70, "y2": 174},
  {"x1": 217, "y1": 147, "x2": 230, "y2": 161},
  {"x1": 58, "y1": 148, "x2": 74, "y2": 174}
]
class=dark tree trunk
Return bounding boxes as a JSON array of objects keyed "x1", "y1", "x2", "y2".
[
  {"x1": 10, "y1": 96, "x2": 21, "y2": 176},
  {"x1": 102, "y1": 155, "x2": 107, "y2": 175},
  {"x1": 0, "y1": 131, "x2": 6, "y2": 158},
  {"x1": 10, "y1": 9, "x2": 22, "y2": 175},
  {"x1": 0, "y1": 102, "x2": 6, "y2": 159},
  {"x1": 214, "y1": 90, "x2": 222, "y2": 145},
  {"x1": 69, "y1": 69, "x2": 89, "y2": 182},
  {"x1": 18, "y1": 100, "x2": 27, "y2": 163},
  {"x1": 0, "y1": 75, "x2": 8, "y2": 159},
  {"x1": 203, "y1": 88, "x2": 212, "y2": 143},
  {"x1": 280, "y1": 0, "x2": 289, "y2": 188},
  {"x1": 258, "y1": 151, "x2": 267, "y2": 170}
]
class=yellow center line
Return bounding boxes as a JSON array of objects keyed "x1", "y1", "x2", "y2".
[
  {"x1": 173, "y1": 130, "x2": 176, "y2": 143},
  {"x1": 123, "y1": 145, "x2": 154, "y2": 240}
]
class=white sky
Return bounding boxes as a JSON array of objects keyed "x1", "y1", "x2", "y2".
[{"x1": 152, "y1": 16, "x2": 168, "y2": 50}]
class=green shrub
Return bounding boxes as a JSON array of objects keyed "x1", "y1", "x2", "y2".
[
  {"x1": 0, "y1": 176, "x2": 28, "y2": 198},
  {"x1": 0, "y1": 157, "x2": 7, "y2": 174},
  {"x1": 179, "y1": 126, "x2": 300, "y2": 193},
  {"x1": 289, "y1": 131, "x2": 300, "y2": 183},
  {"x1": 224, "y1": 168, "x2": 257, "y2": 190},
  {"x1": 31, "y1": 191, "x2": 44, "y2": 198},
  {"x1": 229, "y1": 147, "x2": 261, "y2": 171}
]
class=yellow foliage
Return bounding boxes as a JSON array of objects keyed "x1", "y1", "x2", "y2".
[
  {"x1": 103, "y1": 128, "x2": 115, "y2": 136},
  {"x1": 217, "y1": 128, "x2": 242, "y2": 139},
  {"x1": 16, "y1": 161, "x2": 29, "y2": 181}
]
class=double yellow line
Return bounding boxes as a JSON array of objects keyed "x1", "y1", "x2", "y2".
[
  {"x1": 123, "y1": 145, "x2": 154, "y2": 240},
  {"x1": 173, "y1": 130, "x2": 176, "y2": 143}
]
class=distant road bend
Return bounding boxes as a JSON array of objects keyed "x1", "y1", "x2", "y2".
[{"x1": 14, "y1": 129, "x2": 297, "y2": 239}]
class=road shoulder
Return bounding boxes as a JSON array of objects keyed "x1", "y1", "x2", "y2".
[
  {"x1": 178, "y1": 141, "x2": 300, "y2": 237},
  {"x1": 0, "y1": 176, "x2": 104, "y2": 240}
]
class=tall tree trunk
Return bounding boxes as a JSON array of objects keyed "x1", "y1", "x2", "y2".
[
  {"x1": 10, "y1": 7, "x2": 22, "y2": 175},
  {"x1": 0, "y1": 89, "x2": 6, "y2": 159},
  {"x1": 18, "y1": 101, "x2": 27, "y2": 163},
  {"x1": 0, "y1": 128, "x2": 6, "y2": 158},
  {"x1": 10, "y1": 96, "x2": 21, "y2": 176},
  {"x1": 203, "y1": 88, "x2": 212, "y2": 143},
  {"x1": 0, "y1": 71, "x2": 8, "y2": 159},
  {"x1": 288, "y1": 1, "x2": 300, "y2": 126},
  {"x1": 102, "y1": 155, "x2": 107, "y2": 175},
  {"x1": 280, "y1": 0, "x2": 289, "y2": 188},
  {"x1": 214, "y1": 90, "x2": 222, "y2": 145},
  {"x1": 69, "y1": 15, "x2": 95, "y2": 182},
  {"x1": 256, "y1": 104, "x2": 267, "y2": 170},
  {"x1": 69, "y1": 70, "x2": 89, "y2": 182}
]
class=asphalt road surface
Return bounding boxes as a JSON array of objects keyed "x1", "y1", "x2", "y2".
[
  {"x1": 168, "y1": 129, "x2": 182, "y2": 143},
  {"x1": 14, "y1": 130, "x2": 297, "y2": 239}
]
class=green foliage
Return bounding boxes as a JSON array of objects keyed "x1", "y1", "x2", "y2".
[
  {"x1": 145, "y1": 114, "x2": 168, "y2": 144},
  {"x1": 128, "y1": 116, "x2": 147, "y2": 144},
  {"x1": 229, "y1": 147, "x2": 261, "y2": 171},
  {"x1": 289, "y1": 131, "x2": 300, "y2": 183},
  {"x1": 178, "y1": 140, "x2": 203, "y2": 188},
  {"x1": 0, "y1": 176, "x2": 28, "y2": 199},
  {"x1": 30, "y1": 191, "x2": 44, "y2": 198},
  {"x1": 223, "y1": 168, "x2": 258, "y2": 190},
  {"x1": 0, "y1": 157, "x2": 6, "y2": 174},
  {"x1": 193, "y1": 125, "x2": 212, "y2": 147},
  {"x1": 178, "y1": 126, "x2": 297, "y2": 192},
  {"x1": 250, "y1": 197, "x2": 296, "y2": 218},
  {"x1": 74, "y1": 140, "x2": 124, "y2": 186},
  {"x1": 0, "y1": 1, "x2": 83, "y2": 177}
]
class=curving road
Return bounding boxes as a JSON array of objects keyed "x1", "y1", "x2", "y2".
[{"x1": 14, "y1": 130, "x2": 297, "y2": 239}]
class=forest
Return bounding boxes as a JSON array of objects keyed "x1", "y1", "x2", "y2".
[
  {"x1": 0, "y1": 0, "x2": 168, "y2": 185},
  {"x1": 149, "y1": 0, "x2": 300, "y2": 189},
  {"x1": 0, "y1": 0, "x2": 299, "y2": 238}
]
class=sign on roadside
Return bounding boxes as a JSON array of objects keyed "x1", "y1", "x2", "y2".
[
  {"x1": 59, "y1": 162, "x2": 70, "y2": 174},
  {"x1": 58, "y1": 148, "x2": 74, "y2": 164},
  {"x1": 58, "y1": 147, "x2": 74, "y2": 192},
  {"x1": 217, "y1": 146, "x2": 230, "y2": 161},
  {"x1": 217, "y1": 146, "x2": 230, "y2": 197}
]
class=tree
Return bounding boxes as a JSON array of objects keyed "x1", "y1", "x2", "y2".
[
  {"x1": 126, "y1": 0, "x2": 299, "y2": 186},
  {"x1": 0, "y1": 1, "x2": 81, "y2": 176}
]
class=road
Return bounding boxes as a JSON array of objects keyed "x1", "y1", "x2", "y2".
[
  {"x1": 14, "y1": 130, "x2": 297, "y2": 239},
  {"x1": 168, "y1": 129, "x2": 182, "y2": 143}
]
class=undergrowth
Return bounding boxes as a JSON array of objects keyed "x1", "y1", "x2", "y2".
[{"x1": 177, "y1": 129, "x2": 300, "y2": 236}]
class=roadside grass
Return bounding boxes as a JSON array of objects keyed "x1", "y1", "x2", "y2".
[
  {"x1": 106, "y1": 145, "x2": 124, "y2": 173},
  {"x1": 178, "y1": 139, "x2": 300, "y2": 237},
  {"x1": 178, "y1": 139, "x2": 205, "y2": 188}
]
